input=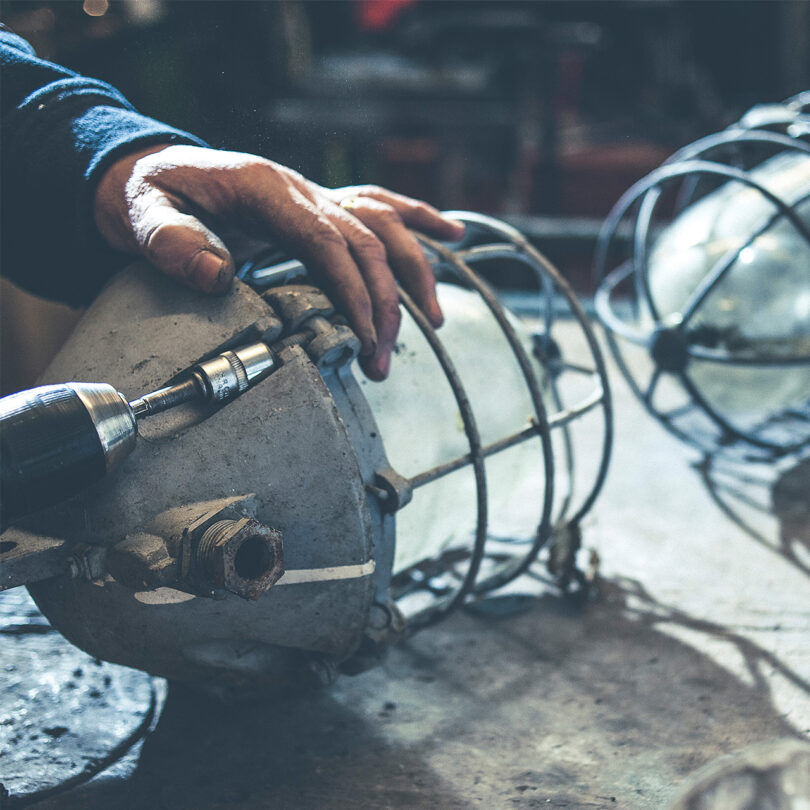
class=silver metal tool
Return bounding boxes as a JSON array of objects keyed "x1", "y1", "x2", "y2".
[
  {"x1": 129, "y1": 342, "x2": 275, "y2": 418},
  {"x1": 0, "y1": 342, "x2": 275, "y2": 526},
  {"x1": 0, "y1": 212, "x2": 612, "y2": 695}
]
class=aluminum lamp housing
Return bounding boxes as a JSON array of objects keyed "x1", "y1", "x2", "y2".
[{"x1": 0, "y1": 213, "x2": 611, "y2": 693}]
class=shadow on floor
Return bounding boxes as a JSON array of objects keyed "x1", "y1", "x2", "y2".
[
  {"x1": 696, "y1": 454, "x2": 810, "y2": 578},
  {"x1": 32, "y1": 571, "x2": 806, "y2": 810}
]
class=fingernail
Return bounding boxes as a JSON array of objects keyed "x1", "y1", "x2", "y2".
[
  {"x1": 375, "y1": 352, "x2": 391, "y2": 379},
  {"x1": 429, "y1": 300, "x2": 444, "y2": 328},
  {"x1": 190, "y1": 250, "x2": 228, "y2": 293},
  {"x1": 444, "y1": 218, "x2": 466, "y2": 237}
]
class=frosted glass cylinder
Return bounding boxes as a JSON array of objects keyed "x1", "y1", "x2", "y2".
[
  {"x1": 359, "y1": 283, "x2": 550, "y2": 574},
  {"x1": 647, "y1": 151, "x2": 810, "y2": 418}
]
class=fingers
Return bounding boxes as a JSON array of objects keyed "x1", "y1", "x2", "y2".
[
  {"x1": 243, "y1": 170, "x2": 445, "y2": 378},
  {"x1": 128, "y1": 187, "x2": 235, "y2": 294},
  {"x1": 94, "y1": 144, "x2": 455, "y2": 381},
  {"x1": 333, "y1": 185, "x2": 466, "y2": 242},
  {"x1": 321, "y1": 201, "x2": 402, "y2": 381},
  {"x1": 341, "y1": 197, "x2": 444, "y2": 329},
  {"x1": 244, "y1": 182, "x2": 379, "y2": 359}
]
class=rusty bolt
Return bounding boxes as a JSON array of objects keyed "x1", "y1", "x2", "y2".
[{"x1": 195, "y1": 518, "x2": 284, "y2": 600}]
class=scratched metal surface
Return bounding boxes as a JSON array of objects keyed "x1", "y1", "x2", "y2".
[
  {"x1": 2, "y1": 319, "x2": 809, "y2": 810},
  {"x1": 0, "y1": 588, "x2": 159, "y2": 805}
]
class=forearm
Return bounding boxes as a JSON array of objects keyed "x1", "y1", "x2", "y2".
[{"x1": 0, "y1": 30, "x2": 205, "y2": 306}]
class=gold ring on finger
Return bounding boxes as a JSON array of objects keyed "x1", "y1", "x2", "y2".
[{"x1": 340, "y1": 196, "x2": 360, "y2": 211}]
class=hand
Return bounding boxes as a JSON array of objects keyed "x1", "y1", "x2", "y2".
[{"x1": 93, "y1": 144, "x2": 464, "y2": 380}]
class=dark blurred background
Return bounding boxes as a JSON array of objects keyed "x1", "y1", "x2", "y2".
[
  {"x1": 3, "y1": 0, "x2": 807, "y2": 218},
  {"x1": 0, "y1": 0, "x2": 807, "y2": 392}
]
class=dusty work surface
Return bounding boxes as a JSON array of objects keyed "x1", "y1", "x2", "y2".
[{"x1": 2, "y1": 322, "x2": 809, "y2": 810}]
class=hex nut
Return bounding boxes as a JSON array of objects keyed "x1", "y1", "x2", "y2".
[
  {"x1": 196, "y1": 518, "x2": 284, "y2": 600},
  {"x1": 262, "y1": 285, "x2": 334, "y2": 333},
  {"x1": 307, "y1": 323, "x2": 361, "y2": 368}
]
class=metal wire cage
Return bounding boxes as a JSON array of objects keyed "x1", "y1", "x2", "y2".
[
  {"x1": 242, "y1": 212, "x2": 613, "y2": 629},
  {"x1": 594, "y1": 92, "x2": 810, "y2": 462}
]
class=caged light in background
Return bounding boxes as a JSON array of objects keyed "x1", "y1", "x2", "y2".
[
  {"x1": 0, "y1": 213, "x2": 611, "y2": 692},
  {"x1": 595, "y1": 92, "x2": 810, "y2": 463}
]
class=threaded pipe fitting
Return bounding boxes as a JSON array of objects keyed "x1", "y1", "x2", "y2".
[{"x1": 195, "y1": 517, "x2": 284, "y2": 600}]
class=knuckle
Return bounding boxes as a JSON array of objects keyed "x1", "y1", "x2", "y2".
[
  {"x1": 312, "y1": 221, "x2": 349, "y2": 253},
  {"x1": 409, "y1": 249, "x2": 436, "y2": 278},
  {"x1": 375, "y1": 286, "x2": 402, "y2": 323},
  {"x1": 394, "y1": 239, "x2": 434, "y2": 281},
  {"x1": 251, "y1": 157, "x2": 296, "y2": 189},
  {"x1": 375, "y1": 303, "x2": 401, "y2": 345},
  {"x1": 250, "y1": 154, "x2": 278, "y2": 173},
  {"x1": 373, "y1": 204, "x2": 401, "y2": 226},
  {"x1": 355, "y1": 184, "x2": 384, "y2": 198},
  {"x1": 353, "y1": 231, "x2": 387, "y2": 260},
  {"x1": 326, "y1": 272, "x2": 353, "y2": 295},
  {"x1": 142, "y1": 221, "x2": 184, "y2": 258},
  {"x1": 407, "y1": 249, "x2": 432, "y2": 273},
  {"x1": 384, "y1": 299, "x2": 402, "y2": 327},
  {"x1": 275, "y1": 162, "x2": 305, "y2": 184}
]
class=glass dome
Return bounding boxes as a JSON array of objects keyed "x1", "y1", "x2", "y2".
[{"x1": 595, "y1": 94, "x2": 810, "y2": 460}]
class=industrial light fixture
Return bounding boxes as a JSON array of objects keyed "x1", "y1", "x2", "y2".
[
  {"x1": 1, "y1": 212, "x2": 611, "y2": 693},
  {"x1": 595, "y1": 93, "x2": 810, "y2": 462}
]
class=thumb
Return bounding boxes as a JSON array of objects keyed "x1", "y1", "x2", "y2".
[{"x1": 130, "y1": 192, "x2": 235, "y2": 294}]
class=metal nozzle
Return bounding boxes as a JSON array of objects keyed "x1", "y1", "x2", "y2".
[
  {"x1": 129, "y1": 342, "x2": 275, "y2": 420},
  {"x1": 129, "y1": 378, "x2": 201, "y2": 419}
]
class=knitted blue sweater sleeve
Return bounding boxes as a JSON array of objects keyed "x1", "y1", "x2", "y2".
[{"x1": 0, "y1": 30, "x2": 208, "y2": 306}]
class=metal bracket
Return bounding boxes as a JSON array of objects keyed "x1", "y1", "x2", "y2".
[
  {"x1": 304, "y1": 316, "x2": 361, "y2": 368},
  {"x1": 369, "y1": 467, "x2": 414, "y2": 514},
  {"x1": 262, "y1": 285, "x2": 334, "y2": 333},
  {"x1": 108, "y1": 494, "x2": 286, "y2": 600}
]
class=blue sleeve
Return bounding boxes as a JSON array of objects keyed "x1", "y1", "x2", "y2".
[{"x1": 0, "y1": 30, "x2": 208, "y2": 306}]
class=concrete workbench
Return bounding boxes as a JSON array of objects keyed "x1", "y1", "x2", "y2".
[{"x1": 2, "y1": 320, "x2": 808, "y2": 809}]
